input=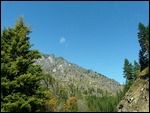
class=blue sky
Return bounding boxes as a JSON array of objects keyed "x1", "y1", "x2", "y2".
[{"x1": 1, "y1": 1, "x2": 149, "y2": 84}]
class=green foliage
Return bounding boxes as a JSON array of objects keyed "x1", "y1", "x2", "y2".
[
  {"x1": 1, "y1": 17, "x2": 50, "y2": 112},
  {"x1": 123, "y1": 59, "x2": 134, "y2": 81},
  {"x1": 116, "y1": 90, "x2": 125, "y2": 102},
  {"x1": 85, "y1": 95, "x2": 119, "y2": 112},
  {"x1": 123, "y1": 59, "x2": 140, "y2": 93},
  {"x1": 138, "y1": 23, "x2": 149, "y2": 54},
  {"x1": 42, "y1": 74, "x2": 56, "y2": 90},
  {"x1": 46, "y1": 97, "x2": 58, "y2": 112},
  {"x1": 133, "y1": 60, "x2": 140, "y2": 80},
  {"x1": 65, "y1": 96, "x2": 78, "y2": 112},
  {"x1": 59, "y1": 86, "x2": 68, "y2": 101},
  {"x1": 139, "y1": 49, "x2": 148, "y2": 71},
  {"x1": 138, "y1": 23, "x2": 149, "y2": 71}
]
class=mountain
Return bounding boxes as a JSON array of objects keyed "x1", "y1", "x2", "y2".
[
  {"x1": 35, "y1": 54, "x2": 123, "y2": 97},
  {"x1": 117, "y1": 68, "x2": 149, "y2": 112}
]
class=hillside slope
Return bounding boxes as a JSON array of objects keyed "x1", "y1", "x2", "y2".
[
  {"x1": 117, "y1": 72, "x2": 149, "y2": 112},
  {"x1": 35, "y1": 54, "x2": 123, "y2": 96}
]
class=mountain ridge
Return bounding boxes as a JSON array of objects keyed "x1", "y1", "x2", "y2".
[
  {"x1": 41, "y1": 53, "x2": 121, "y2": 83},
  {"x1": 35, "y1": 53, "x2": 123, "y2": 97}
]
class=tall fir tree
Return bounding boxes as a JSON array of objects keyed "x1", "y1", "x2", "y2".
[
  {"x1": 137, "y1": 23, "x2": 149, "y2": 71},
  {"x1": 146, "y1": 24, "x2": 149, "y2": 58},
  {"x1": 123, "y1": 59, "x2": 133, "y2": 82},
  {"x1": 123, "y1": 59, "x2": 141, "y2": 92},
  {"x1": 123, "y1": 58, "x2": 134, "y2": 92},
  {"x1": 133, "y1": 60, "x2": 140, "y2": 80},
  {"x1": 139, "y1": 49, "x2": 148, "y2": 71},
  {"x1": 1, "y1": 17, "x2": 50, "y2": 112}
]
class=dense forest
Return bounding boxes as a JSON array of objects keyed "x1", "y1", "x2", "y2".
[{"x1": 1, "y1": 17, "x2": 149, "y2": 112}]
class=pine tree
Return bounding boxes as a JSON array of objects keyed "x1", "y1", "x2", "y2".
[
  {"x1": 123, "y1": 58, "x2": 134, "y2": 92},
  {"x1": 133, "y1": 60, "x2": 140, "y2": 80},
  {"x1": 139, "y1": 50, "x2": 148, "y2": 71},
  {"x1": 137, "y1": 23, "x2": 149, "y2": 71},
  {"x1": 146, "y1": 24, "x2": 149, "y2": 57},
  {"x1": 123, "y1": 59, "x2": 133, "y2": 81},
  {"x1": 123, "y1": 59, "x2": 141, "y2": 92},
  {"x1": 1, "y1": 17, "x2": 50, "y2": 112}
]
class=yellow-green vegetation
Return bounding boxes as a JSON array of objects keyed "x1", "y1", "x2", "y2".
[
  {"x1": 65, "y1": 96, "x2": 78, "y2": 112},
  {"x1": 117, "y1": 74, "x2": 149, "y2": 112},
  {"x1": 47, "y1": 97, "x2": 58, "y2": 112},
  {"x1": 139, "y1": 66, "x2": 149, "y2": 77}
]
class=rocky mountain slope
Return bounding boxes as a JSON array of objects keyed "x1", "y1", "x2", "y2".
[
  {"x1": 35, "y1": 54, "x2": 123, "y2": 96},
  {"x1": 117, "y1": 69, "x2": 149, "y2": 112}
]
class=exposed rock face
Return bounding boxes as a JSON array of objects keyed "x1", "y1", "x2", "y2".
[
  {"x1": 35, "y1": 54, "x2": 123, "y2": 96},
  {"x1": 117, "y1": 73, "x2": 149, "y2": 112}
]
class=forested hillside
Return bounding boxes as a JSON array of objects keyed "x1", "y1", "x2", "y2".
[{"x1": 35, "y1": 53, "x2": 123, "y2": 111}]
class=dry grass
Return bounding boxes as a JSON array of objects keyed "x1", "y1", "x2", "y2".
[{"x1": 138, "y1": 67, "x2": 149, "y2": 77}]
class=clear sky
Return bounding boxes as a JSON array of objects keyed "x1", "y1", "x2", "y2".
[{"x1": 1, "y1": 1, "x2": 149, "y2": 84}]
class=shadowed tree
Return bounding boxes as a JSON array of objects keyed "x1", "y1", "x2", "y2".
[{"x1": 137, "y1": 23, "x2": 149, "y2": 71}]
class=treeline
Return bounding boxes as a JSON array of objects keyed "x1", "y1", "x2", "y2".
[{"x1": 85, "y1": 91, "x2": 124, "y2": 112}]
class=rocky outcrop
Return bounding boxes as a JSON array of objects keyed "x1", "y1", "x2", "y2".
[{"x1": 117, "y1": 73, "x2": 149, "y2": 112}]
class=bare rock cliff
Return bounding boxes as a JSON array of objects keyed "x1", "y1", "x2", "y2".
[{"x1": 117, "y1": 72, "x2": 149, "y2": 112}]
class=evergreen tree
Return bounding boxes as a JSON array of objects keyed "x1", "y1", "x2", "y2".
[
  {"x1": 133, "y1": 60, "x2": 140, "y2": 80},
  {"x1": 1, "y1": 17, "x2": 50, "y2": 112},
  {"x1": 139, "y1": 50, "x2": 148, "y2": 71},
  {"x1": 123, "y1": 59, "x2": 133, "y2": 81},
  {"x1": 137, "y1": 23, "x2": 149, "y2": 71},
  {"x1": 138, "y1": 23, "x2": 148, "y2": 53},
  {"x1": 146, "y1": 25, "x2": 149, "y2": 58},
  {"x1": 123, "y1": 59, "x2": 140, "y2": 92},
  {"x1": 123, "y1": 59, "x2": 134, "y2": 92}
]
